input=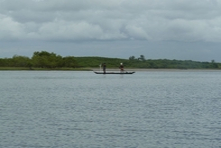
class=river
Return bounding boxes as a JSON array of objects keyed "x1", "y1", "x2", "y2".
[{"x1": 0, "y1": 70, "x2": 221, "y2": 148}]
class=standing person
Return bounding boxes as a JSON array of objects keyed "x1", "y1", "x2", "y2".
[
  {"x1": 119, "y1": 63, "x2": 124, "y2": 72},
  {"x1": 102, "y1": 63, "x2": 106, "y2": 73}
]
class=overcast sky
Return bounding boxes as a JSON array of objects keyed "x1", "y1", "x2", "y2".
[{"x1": 1, "y1": 0, "x2": 221, "y2": 62}]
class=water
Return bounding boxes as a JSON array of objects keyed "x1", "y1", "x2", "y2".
[{"x1": 0, "y1": 70, "x2": 221, "y2": 148}]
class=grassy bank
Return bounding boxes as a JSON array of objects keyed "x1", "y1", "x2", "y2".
[{"x1": 0, "y1": 67, "x2": 92, "y2": 71}]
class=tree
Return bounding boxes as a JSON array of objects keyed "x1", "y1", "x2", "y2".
[
  {"x1": 12, "y1": 55, "x2": 31, "y2": 67},
  {"x1": 31, "y1": 51, "x2": 62, "y2": 68},
  {"x1": 211, "y1": 59, "x2": 218, "y2": 68},
  {"x1": 138, "y1": 55, "x2": 145, "y2": 61},
  {"x1": 0, "y1": 58, "x2": 6, "y2": 67},
  {"x1": 129, "y1": 56, "x2": 136, "y2": 60},
  {"x1": 62, "y1": 56, "x2": 77, "y2": 67}
]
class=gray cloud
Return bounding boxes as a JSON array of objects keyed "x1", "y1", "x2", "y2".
[
  {"x1": 1, "y1": 0, "x2": 221, "y2": 61},
  {"x1": 1, "y1": 0, "x2": 221, "y2": 41}
]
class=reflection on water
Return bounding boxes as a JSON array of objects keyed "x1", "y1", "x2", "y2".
[{"x1": 0, "y1": 71, "x2": 221, "y2": 148}]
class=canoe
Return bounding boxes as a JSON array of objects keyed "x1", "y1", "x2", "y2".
[{"x1": 94, "y1": 71, "x2": 135, "y2": 74}]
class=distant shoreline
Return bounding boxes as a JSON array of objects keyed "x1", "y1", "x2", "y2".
[
  {"x1": 92, "y1": 68, "x2": 221, "y2": 72},
  {"x1": 0, "y1": 67, "x2": 221, "y2": 71},
  {"x1": 0, "y1": 67, "x2": 91, "y2": 71}
]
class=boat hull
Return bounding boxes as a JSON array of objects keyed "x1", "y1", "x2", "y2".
[{"x1": 94, "y1": 71, "x2": 135, "y2": 74}]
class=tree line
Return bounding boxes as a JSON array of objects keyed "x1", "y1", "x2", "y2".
[
  {"x1": 0, "y1": 51, "x2": 220, "y2": 69},
  {"x1": 128, "y1": 55, "x2": 220, "y2": 69},
  {"x1": 0, "y1": 51, "x2": 77, "y2": 69}
]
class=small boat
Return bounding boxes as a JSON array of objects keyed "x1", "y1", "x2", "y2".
[{"x1": 94, "y1": 71, "x2": 135, "y2": 74}]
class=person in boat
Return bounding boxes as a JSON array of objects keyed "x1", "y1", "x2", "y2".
[
  {"x1": 102, "y1": 63, "x2": 106, "y2": 73},
  {"x1": 119, "y1": 63, "x2": 124, "y2": 72}
]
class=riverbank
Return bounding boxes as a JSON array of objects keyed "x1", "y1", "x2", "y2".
[
  {"x1": 0, "y1": 67, "x2": 91, "y2": 71},
  {"x1": 0, "y1": 67, "x2": 220, "y2": 71},
  {"x1": 92, "y1": 68, "x2": 221, "y2": 72}
]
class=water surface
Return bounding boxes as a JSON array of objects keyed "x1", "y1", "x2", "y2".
[{"x1": 0, "y1": 71, "x2": 221, "y2": 147}]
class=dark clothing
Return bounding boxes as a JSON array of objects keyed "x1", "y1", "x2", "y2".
[
  {"x1": 119, "y1": 65, "x2": 124, "y2": 71},
  {"x1": 102, "y1": 63, "x2": 106, "y2": 73}
]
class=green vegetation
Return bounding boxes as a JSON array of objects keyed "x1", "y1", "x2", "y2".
[{"x1": 0, "y1": 51, "x2": 220, "y2": 70}]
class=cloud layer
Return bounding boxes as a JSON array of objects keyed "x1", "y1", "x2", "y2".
[{"x1": 1, "y1": 0, "x2": 221, "y2": 42}]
